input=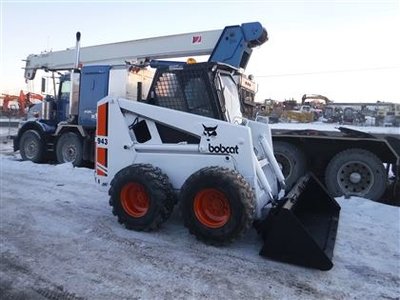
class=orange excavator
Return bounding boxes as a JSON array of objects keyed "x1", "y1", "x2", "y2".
[{"x1": 1, "y1": 90, "x2": 43, "y2": 117}]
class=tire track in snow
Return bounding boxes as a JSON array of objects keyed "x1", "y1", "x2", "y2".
[
  {"x1": 87, "y1": 218, "x2": 330, "y2": 299},
  {"x1": 0, "y1": 251, "x2": 86, "y2": 300}
]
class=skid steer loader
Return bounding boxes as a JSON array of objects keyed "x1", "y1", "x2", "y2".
[{"x1": 95, "y1": 30, "x2": 340, "y2": 271}]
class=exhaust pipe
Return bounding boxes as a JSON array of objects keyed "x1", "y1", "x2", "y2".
[
  {"x1": 69, "y1": 32, "x2": 81, "y2": 120},
  {"x1": 74, "y1": 32, "x2": 81, "y2": 69}
]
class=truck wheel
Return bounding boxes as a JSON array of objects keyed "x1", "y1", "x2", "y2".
[
  {"x1": 273, "y1": 141, "x2": 306, "y2": 191},
  {"x1": 19, "y1": 130, "x2": 45, "y2": 163},
  {"x1": 180, "y1": 166, "x2": 255, "y2": 245},
  {"x1": 56, "y1": 132, "x2": 83, "y2": 167},
  {"x1": 325, "y1": 148, "x2": 387, "y2": 201},
  {"x1": 109, "y1": 164, "x2": 176, "y2": 231}
]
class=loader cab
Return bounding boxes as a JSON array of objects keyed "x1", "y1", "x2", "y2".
[{"x1": 146, "y1": 62, "x2": 243, "y2": 123}]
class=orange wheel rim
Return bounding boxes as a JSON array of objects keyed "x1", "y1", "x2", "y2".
[
  {"x1": 193, "y1": 188, "x2": 231, "y2": 228},
  {"x1": 120, "y1": 182, "x2": 149, "y2": 218}
]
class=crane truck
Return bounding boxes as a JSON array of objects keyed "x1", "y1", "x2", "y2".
[
  {"x1": 93, "y1": 23, "x2": 341, "y2": 270},
  {"x1": 14, "y1": 25, "x2": 254, "y2": 166}
]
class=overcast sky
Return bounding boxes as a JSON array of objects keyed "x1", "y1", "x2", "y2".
[{"x1": 1, "y1": 0, "x2": 399, "y2": 103}]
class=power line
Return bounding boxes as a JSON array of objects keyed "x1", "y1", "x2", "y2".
[{"x1": 256, "y1": 66, "x2": 400, "y2": 78}]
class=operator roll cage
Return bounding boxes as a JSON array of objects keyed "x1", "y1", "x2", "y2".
[{"x1": 145, "y1": 62, "x2": 243, "y2": 123}]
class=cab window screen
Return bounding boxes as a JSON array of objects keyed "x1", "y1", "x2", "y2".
[{"x1": 150, "y1": 68, "x2": 216, "y2": 118}]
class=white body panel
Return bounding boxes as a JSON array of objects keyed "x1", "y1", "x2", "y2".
[{"x1": 96, "y1": 97, "x2": 285, "y2": 219}]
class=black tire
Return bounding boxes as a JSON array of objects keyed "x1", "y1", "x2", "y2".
[
  {"x1": 56, "y1": 132, "x2": 83, "y2": 167},
  {"x1": 109, "y1": 164, "x2": 176, "y2": 231},
  {"x1": 180, "y1": 166, "x2": 255, "y2": 245},
  {"x1": 19, "y1": 129, "x2": 45, "y2": 163},
  {"x1": 273, "y1": 141, "x2": 307, "y2": 191},
  {"x1": 325, "y1": 148, "x2": 387, "y2": 201}
]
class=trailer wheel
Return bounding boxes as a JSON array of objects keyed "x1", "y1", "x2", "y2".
[
  {"x1": 109, "y1": 164, "x2": 176, "y2": 231},
  {"x1": 273, "y1": 141, "x2": 306, "y2": 191},
  {"x1": 56, "y1": 132, "x2": 83, "y2": 167},
  {"x1": 19, "y1": 129, "x2": 45, "y2": 163},
  {"x1": 180, "y1": 167, "x2": 255, "y2": 245},
  {"x1": 325, "y1": 148, "x2": 387, "y2": 201}
]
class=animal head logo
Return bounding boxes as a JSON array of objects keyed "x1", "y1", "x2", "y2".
[{"x1": 202, "y1": 124, "x2": 218, "y2": 137}]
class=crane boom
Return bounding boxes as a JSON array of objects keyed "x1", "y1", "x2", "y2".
[
  {"x1": 24, "y1": 29, "x2": 223, "y2": 80},
  {"x1": 24, "y1": 22, "x2": 268, "y2": 81}
]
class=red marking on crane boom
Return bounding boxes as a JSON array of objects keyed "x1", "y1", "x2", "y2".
[{"x1": 192, "y1": 36, "x2": 202, "y2": 44}]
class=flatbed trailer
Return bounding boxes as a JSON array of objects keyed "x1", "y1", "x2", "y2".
[{"x1": 271, "y1": 127, "x2": 400, "y2": 204}]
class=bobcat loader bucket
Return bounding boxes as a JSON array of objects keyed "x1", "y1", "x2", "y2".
[{"x1": 259, "y1": 173, "x2": 340, "y2": 270}]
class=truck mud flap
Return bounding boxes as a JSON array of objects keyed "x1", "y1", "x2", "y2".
[{"x1": 259, "y1": 173, "x2": 340, "y2": 270}]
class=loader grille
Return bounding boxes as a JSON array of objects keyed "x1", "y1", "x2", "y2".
[{"x1": 148, "y1": 64, "x2": 220, "y2": 119}]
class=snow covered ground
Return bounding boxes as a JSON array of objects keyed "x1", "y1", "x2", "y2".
[{"x1": 0, "y1": 129, "x2": 399, "y2": 299}]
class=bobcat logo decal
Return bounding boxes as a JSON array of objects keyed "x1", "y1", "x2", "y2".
[{"x1": 202, "y1": 124, "x2": 218, "y2": 137}]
